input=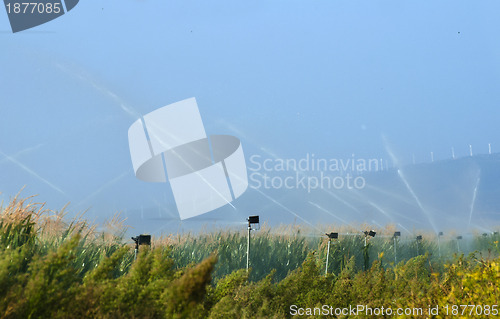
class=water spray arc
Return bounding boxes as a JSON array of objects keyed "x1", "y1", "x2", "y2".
[
  {"x1": 0, "y1": 149, "x2": 67, "y2": 196},
  {"x1": 468, "y1": 175, "x2": 481, "y2": 230},
  {"x1": 308, "y1": 201, "x2": 355, "y2": 229},
  {"x1": 383, "y1": 136, "x2": 437, "y2": 233},
  {"x1": 397, "y1": 169, "x2": 438, "y2": 233},
  {"x1": 398, "y1": 223, "x2": 412, "y2": 235}
]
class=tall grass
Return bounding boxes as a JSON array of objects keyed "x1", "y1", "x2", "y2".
[{"x1": 2, "y1": 194, "x2": 499, "y2": 282}]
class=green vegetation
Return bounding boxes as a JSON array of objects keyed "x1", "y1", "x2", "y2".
[{"x1": 1, "y1": 195, "x2": 499, "y2": 318}]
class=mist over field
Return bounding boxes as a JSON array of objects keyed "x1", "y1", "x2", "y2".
[
  {"x1": 1, "y1": 1, "x2": 499, "y2": 239},
  {"x1": 119, "y1": 152, "x2": 500, "y2": 237}
]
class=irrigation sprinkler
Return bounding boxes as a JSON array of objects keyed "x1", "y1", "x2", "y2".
[
  {"x1": 131, "y1": 234, "x2": 151, "y2": 260},
  {"x1": 325, "y1": 232, "x2": 338, "y2": 276},
  {"x1": 246, "y1": 215, "x2": 260, "y2": 271},
  {"x1": 438, "y1": 232, "x2": 444, "y2": 257},
  {"x1": 393, "y1": 231, "x2": 401, "y2": 263},
  {"x1": 456, "y1": 236, "x2": 463, "y2": 253},
  {"x1": 363, "y1": 230, "x2": 376, "y2": 271},
  {"x1": 363, "y1": 230, "x2": 376, "y2": 247},
  {"x1": 416, "y1": 235, "x2": 422, "y2": 256}
]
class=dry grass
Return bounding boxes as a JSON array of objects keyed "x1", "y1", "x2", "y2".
[
  {"x1": 0, "y1": 191, "x2": 131, "y2": 248},
  {"x1": 0, "y1": 193, "x2": 45, "y2": 226}
]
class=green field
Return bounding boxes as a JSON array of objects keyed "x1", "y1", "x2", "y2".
[{"x1": 1, "y1": 195, "x2": 499, "y2": 318}]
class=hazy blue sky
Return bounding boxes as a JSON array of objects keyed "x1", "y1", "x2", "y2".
[{"x1": 1, "y1": 1, "x2": 499, "y2": 234}]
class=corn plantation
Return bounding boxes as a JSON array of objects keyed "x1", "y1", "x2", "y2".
[{"x1": 0, "y1": 194, "x2": 499, "y2": 318}]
